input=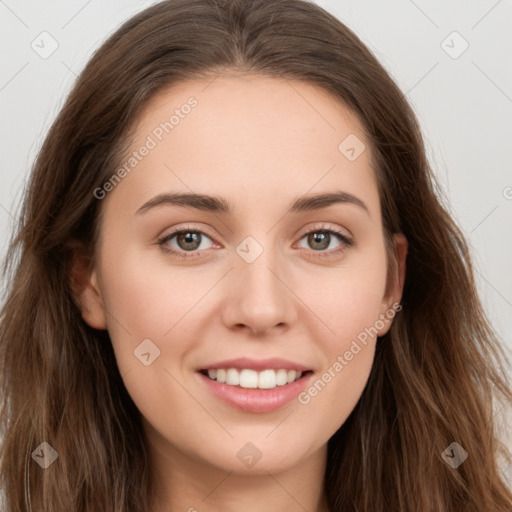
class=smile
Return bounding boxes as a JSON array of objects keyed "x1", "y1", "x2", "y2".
[
  {"x1": 200, "y1": 368, "x2": 305, "y2": 389},
  {"x1": 197, "y1": 360, "x2": 314, "y2": 412}
]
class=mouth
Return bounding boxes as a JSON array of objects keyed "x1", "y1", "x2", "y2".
[
  {"x1": 196, "y1": 365, "x2": 314, "y2": 413},
  {"x1": 198, "y1": 368, "x2": 313, "y2": 390}
]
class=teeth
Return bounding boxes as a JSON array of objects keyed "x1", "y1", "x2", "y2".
[
  {"x1": 204, "y1": 368, "x2": 304, "y2": 389},
  {"x1": 240, "y1": 369, "x2": 258, "y2": 388},
  {"x1": 276, "y1": 369, "x2": 288, "y2": 386},
  {"x1": 258, "y1": 369, "x2": 276, "y2": 389},
  {"x1": 226, "y1": 368, "x2": 240, "y2": 386}
]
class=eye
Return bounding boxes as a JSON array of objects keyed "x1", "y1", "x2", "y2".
[
  {"x1": 296, "y1": 224, "x2": 353, "y2": 258},
  {"x1": 157, "y1": 226, "x2": 216, "y2": 259}
]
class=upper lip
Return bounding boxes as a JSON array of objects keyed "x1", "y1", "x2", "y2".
[{"x1": 199, "y1": 357, "x2": 312, "y2": 372}]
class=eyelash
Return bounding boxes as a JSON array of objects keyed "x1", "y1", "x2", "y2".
[{"x1": 157, "y1": 223, "x2": 354, "y2": 260}]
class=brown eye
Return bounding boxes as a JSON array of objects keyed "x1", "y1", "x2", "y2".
[
  {"x1": 158, "y1": 228, "x2": 215, "y2": 258},
  {"x1": 295, "y1": 224, "x2": 354, "y2": 260},
  {"x1": 305, "y1": 231, "x2": 332, "y2": 251},
  {"x1": 298, "y1": 228, "x2": 352, "y2": 253},
  {"x1": 175, "y1": 231, "x2": 202, "y2": 251}
]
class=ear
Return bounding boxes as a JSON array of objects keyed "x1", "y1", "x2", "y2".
[
  {"x1": 65, "y1": 239, "x2": 107, "y2": 330},
  {"x1": 377, "y1": 232, "x2": 408, "y2": 336}
]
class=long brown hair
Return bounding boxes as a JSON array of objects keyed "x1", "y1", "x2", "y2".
[{"x1": 1, "y1": 0, "x2": 511, "y2": 510}]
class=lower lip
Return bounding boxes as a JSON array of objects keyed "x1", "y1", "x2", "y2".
[{"x1": 197, "y1": 371, "x2": 314, "y2": 413}]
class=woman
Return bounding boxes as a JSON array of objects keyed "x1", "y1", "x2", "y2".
[{"x1": 1, "y1": 0, "x2": 511, "y2": 510}]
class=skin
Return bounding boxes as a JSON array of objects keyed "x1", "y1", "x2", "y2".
[{"x1": 72, "y1": 73, "x2": 407, "y2": 512}]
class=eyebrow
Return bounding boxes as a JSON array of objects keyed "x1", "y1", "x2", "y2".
[{"x1": 135, "y1": 190, "x2": 370, "y2": 217}]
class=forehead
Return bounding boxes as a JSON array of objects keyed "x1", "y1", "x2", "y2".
[
  {"x1": 137, "y1": 72, "x2": 367, "y2": 149},
  {"x1": 102, "y1": 73, "x2": 380, "y2": 222}
]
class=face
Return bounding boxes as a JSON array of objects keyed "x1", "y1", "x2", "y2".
[{"x1": 75, "y1": 73, "x2": 407, "y2": 479}]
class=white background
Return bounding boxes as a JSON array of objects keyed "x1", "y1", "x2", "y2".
[{"x1": 1, "y1": 0, "x2": 511, "y2": 478}]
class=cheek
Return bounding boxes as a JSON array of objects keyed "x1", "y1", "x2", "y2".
[
  {"x1": 297, "y1": 249, "x2": 387, "y2": 412},
  {"x1": 97, "y1": 245, "x2": 198, "y2": 428},
  {"x1": 99, "y1": 242, "x2": 207, "y2": 334},
  {"x1": 303, "y1": 254, "x2": 388, "y2": 345},
  {"x1": 297, "y1": 280, "x2": 383, "y2": 434}
]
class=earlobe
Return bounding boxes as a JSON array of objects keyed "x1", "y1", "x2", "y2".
[{"x1": 66, "y1": 240, "x2": 108, "y2": 330}]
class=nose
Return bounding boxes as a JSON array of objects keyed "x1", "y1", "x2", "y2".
[{"x1": 220, "y1": 245, "x2": 297, "y2": 337}]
